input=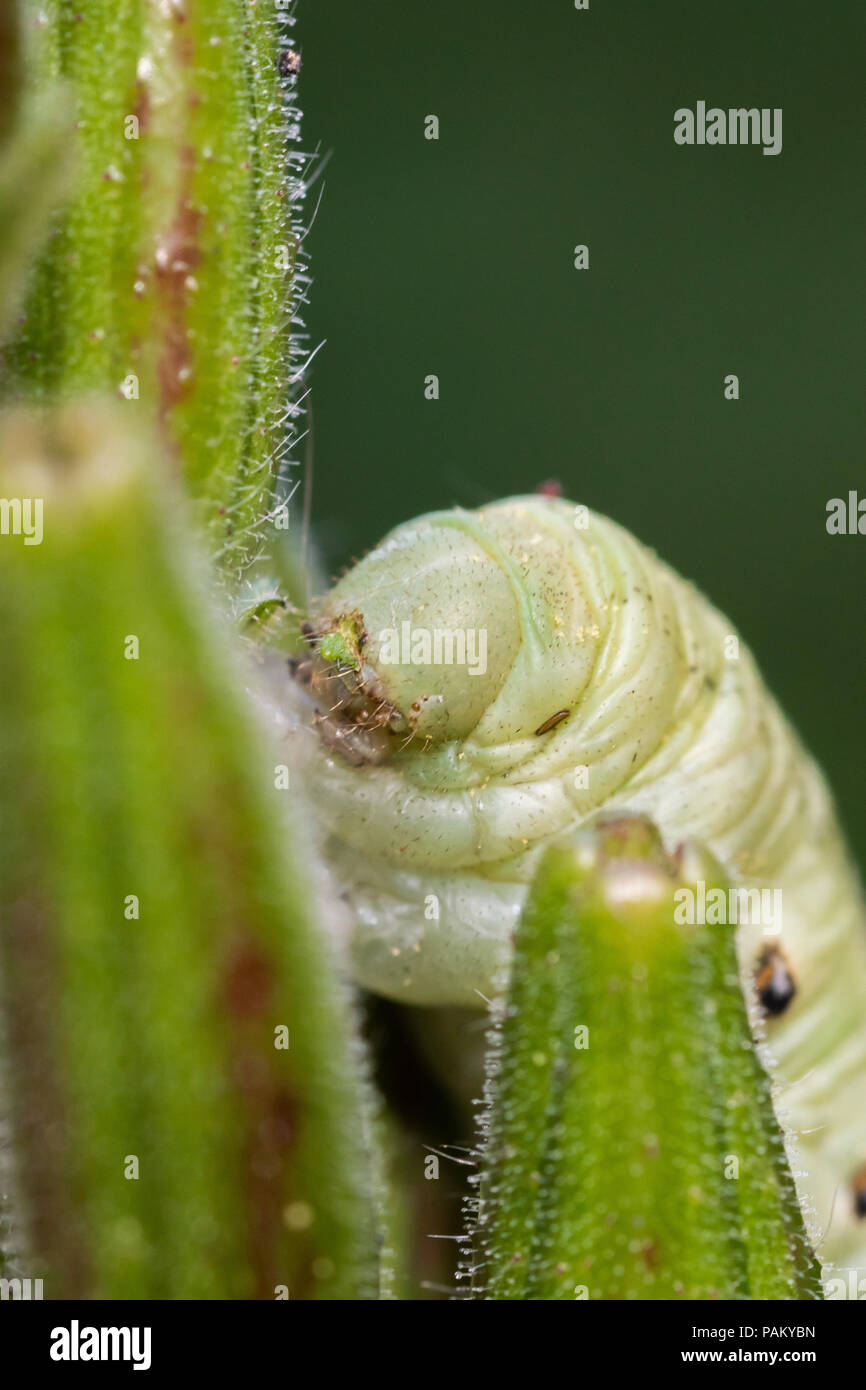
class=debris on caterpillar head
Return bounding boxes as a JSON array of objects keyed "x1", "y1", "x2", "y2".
[
  {"x1": 292, "y1": 616, "x2": 401, "y2": 766},
  {"x1": 293, "y1": 614, "x2": 448, "y2": 764}
]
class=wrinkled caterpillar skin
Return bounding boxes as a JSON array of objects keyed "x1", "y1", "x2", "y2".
[{"x1": 295, "y1": 496, "x2": 866, "y2": 1274}]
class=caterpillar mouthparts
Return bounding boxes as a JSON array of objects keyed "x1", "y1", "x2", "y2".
[{"x1": 289, "y1": 494, "x2": 866, "y2": 1274}]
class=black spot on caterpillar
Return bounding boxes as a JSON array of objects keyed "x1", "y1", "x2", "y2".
[{"x1": 754, "y1": 945, "x2": 797, "y2": 1017}]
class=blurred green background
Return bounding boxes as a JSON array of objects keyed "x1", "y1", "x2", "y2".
[{"x1": 302, "y1": 0, "x2": 866, "y2": 862}]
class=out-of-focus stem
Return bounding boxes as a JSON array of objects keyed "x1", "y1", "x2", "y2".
[{"x1": 0, "y1": 403, "x2": 381, "y2": 1299}]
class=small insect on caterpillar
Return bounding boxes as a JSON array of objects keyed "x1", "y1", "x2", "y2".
[{"x1": 288, "y1": 495, "x2": 866, "y2": 1276}]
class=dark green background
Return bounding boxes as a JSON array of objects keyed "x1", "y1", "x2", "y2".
[{"x1": 301, "y1": 0, "x2": 866, "y2": 861}]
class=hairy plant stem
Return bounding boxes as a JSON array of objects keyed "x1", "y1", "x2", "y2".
[
  {"x1": 465, "y1": 817, "x2": 823, "y2": 1300},
  {"x1": 4, "y1": 0, "x2": 302, "y2": 575}
]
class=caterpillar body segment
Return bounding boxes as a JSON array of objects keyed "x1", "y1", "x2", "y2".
[{"x1": 291, "y1": 495, "x2": 866, "y2": 1274}]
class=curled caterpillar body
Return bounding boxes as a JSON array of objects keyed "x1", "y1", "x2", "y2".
[{"x1": 290, "y1": 495, "x2": 866, "y2": 1272}]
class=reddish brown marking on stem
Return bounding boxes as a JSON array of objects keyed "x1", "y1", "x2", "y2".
[
  {"x1": 1, "y1": 894, "x2": 91, "y2": 1294},
  {"x1": 241, "y1": 1077, "x2": 305, "y2": 1299},
  {"x1": 132, "y1": 77, "x2": 151, "y2": 134},
  {"x1": 0, "y1": 1, "x2": 21, "y2": 142},
  {"x1": 154, "y1": 145, "x2": 202, "y2": 431},
  {"x1": 640, "y1": 1239, "x2": 659, "y2": 1271},
  {"x1": 220, "y1": 933, "x2": 311, "y2": 1298},
  {"x1": 222, "y1": 939, "x2": 274, "y2": 1020},
  {"x1": 152, "y1": 15, "x2": 199, "y2": 439}
]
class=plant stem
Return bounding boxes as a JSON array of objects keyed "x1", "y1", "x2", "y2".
[
  {"x1": 0, "y1": 403, "x2": 381, "y2": 1299},
  {"x1": 467, "y1": 817, "x2": 823, "y2": 1300}
]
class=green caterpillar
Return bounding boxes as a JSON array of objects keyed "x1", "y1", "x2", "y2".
[{"x1": 286, "y1": 494, "x2": 866, "y2": 1279}]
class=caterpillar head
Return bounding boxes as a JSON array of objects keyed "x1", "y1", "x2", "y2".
[
  {"x1": 296, "y1": 498, "x2": 600, "y2": 764},
  {"x1": 288, "y1": 495, "x2": 705, "y2": 1005}
]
